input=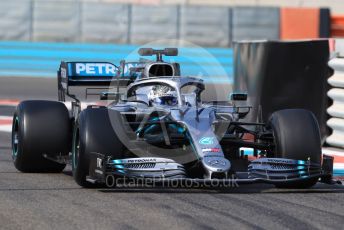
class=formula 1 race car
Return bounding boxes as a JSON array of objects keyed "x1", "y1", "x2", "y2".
[{"x1": 11, "y1": 48, "x2": 334, "y2": 188}]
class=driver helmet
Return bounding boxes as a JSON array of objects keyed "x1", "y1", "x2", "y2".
[{"x1": 148, "y1": 85, "x2": 178, "y2": 106}]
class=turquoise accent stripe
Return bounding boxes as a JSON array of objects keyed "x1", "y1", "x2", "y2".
[
  {"x1": 240, "y1": 148, "x2": 344, "y2": 176},
  {"x1": 0, "y1": 41, "x2": 233, "y2": 55},
  {"x1": 0, "y1": 41, "x2": 233, "y2": 83},
  {"x1": 0, "y1": 49, "x2": 233, "y2": 63},
  {"x1": 334, "y1": 169, "x2": 344, "y2": 176}
]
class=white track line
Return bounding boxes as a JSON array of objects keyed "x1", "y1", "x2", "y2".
[
  {"x1": 0, "y1": 116, "x2": 13, "y2": 119},
  {"x1": 0, "y1": 125, "x2": 11, "y2": 132},
  {"x1": 0, "y1": 116, "x2": 12, "y2": 132},
  {"x1": 322, "y1": 148, "x2": 344, "y2": 158}
]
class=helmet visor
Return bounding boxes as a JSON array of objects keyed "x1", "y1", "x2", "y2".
[{"x1": 154, "y1": 96, "x2": 178, "y2": 106}]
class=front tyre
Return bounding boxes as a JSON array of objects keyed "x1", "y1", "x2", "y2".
[
  {"x1": 72, "y1": 108, "x2": 127, "y2": 187},
  {"x1": 12, "y1": 100, "x2": 70, "y2": 173},
  {"x1": 268, "y1": 109, "x2": 322, "y2": 188}
]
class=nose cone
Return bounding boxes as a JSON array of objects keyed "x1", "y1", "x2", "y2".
[{"x1": 202, "y1": 156, "x2": 231, "y2": 174}]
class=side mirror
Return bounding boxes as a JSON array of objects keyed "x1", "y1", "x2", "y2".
[
  {"x1": 183, "y1": 93, "x2": 197, "y2": 106},
  {"x1": 230, "y1": 93, "x2": 247, "y2": 101},
  {"x1": 164, "y1": 48, "x2": 178, "y2": 56},
  {"x1": 138, "y1": 48, "x2": 178, "y2": 57}
]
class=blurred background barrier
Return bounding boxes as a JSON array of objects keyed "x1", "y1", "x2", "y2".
[
  {"x1": 0, "y1": 41, "x2": 233, "y2": 82},
  {"x1": 130, "y1": 5, "x2": 179, "y2": 44},
  {"x1": 232, "y1": 7, "x2": 280, "y2": 41},
  {"x1": 179, "y1": 6, "x2": 231, "y2": 47},
  {"x1": 33, "y1": 0, "x2": 80, "y2": 42},
  {"x1": 327, "y1": 39, "x2": 344, "y2": 148},
  {"x1": 331, "y1": 15, "x2": 344, "y2": 37},
  {"x1": 2, "y1": 1, "x2": 344, "y2": 47},
  {"x1": 81, "y1": 3, "x2": 129, "y2": 43},
  {"x1": 233, "y1": 40, "x2": 332, "y2": 142},
  {"x1": 320, "y1": 8, "x2": 331, "y2": 38},
  {"x1": 280, "y1": 8, "x2": 320, "y2": 39},
  {"x1": 0, "y1": 1, "x2": 32, "y2": 41}
]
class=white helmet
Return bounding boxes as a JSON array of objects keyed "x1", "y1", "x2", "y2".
[{"x1": 148, "y1": 85, "x2": 178, "y2": 106}]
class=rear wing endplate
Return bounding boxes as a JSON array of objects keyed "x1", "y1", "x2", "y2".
[
  {"x1": 57, "y1": 61, "x2": 134, "y2": 102},
  {"x1": 58, "y1": 62, "x2": 119, "y2": 88}
]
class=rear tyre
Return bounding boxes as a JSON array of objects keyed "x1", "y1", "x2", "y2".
[
  {"x1": 268, "y1": 109, "x2": 322, "y2": 188},
  {"x1": 72, "y1": 108, "x2": 127, "y2": 187},
  {"x1": 12, "y1": 100, "x2": 70, "y2": 173}
]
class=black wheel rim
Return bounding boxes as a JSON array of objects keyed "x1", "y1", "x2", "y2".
[
  {"x1": 72, "y1": 129, "x2": 80, "y2": 170},
  {"x1": 12, "y1": 116, "x2": 19, "y2": 159}
]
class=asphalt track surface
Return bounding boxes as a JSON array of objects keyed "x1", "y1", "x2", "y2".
[{"x1": 0, "y1": 77, "x2": 343, "y2": 230}]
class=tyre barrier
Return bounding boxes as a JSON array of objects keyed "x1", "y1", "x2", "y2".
[{"x1": 327, "y1": 41, "x2": 344, "y2": 148}]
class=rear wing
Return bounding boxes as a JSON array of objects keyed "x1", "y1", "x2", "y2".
[
  {"x1": 58, "y1": 62, "x2": 119, "y2": 87},
  {"x1": 57, "y1": 61, "x2": 135, "y2": 102}
]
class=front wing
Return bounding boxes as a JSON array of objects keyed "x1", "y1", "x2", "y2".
[{"x1": 86, "y1": 153, "x2": 334, "y2": 187}]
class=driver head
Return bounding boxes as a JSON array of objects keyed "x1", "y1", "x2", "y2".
[{"x1": 148, "y1": 85, "x2": 178, "y2": 106}]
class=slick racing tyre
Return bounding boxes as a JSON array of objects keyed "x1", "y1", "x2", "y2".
[
  {"x1": 12, "y1": 100, "x2": 70, "y2": 173},
  {"x1": 268, "y1": 109, "x2": 322, "y2": 188},
  {"x1": 72, "y1": 108, "x2": 127, "y2": 187}
]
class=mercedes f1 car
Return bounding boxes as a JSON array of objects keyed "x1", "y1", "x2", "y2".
[{"x1": 11, "y1": 48, "x2": 334, "y2": 188}]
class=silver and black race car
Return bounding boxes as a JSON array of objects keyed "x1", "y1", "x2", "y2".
[{"x1": 11, "y1": 48, "x2": 334, "y2": 188}]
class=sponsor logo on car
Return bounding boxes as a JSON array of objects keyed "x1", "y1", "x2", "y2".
[
  {"x1": 208, "y1": 159, "x2": 227, "y2": 167},
  {"x1": 60, "y1": 67, "x2": 67, "y2": 79},
  {"x1": 96, "y1": 158, "x2": 103, "y2": 168},
  {"x1": 266, "y1": 158, "x2": 295, "y2": 164},
  {"x1": 75, "y1": 63, "x2": 117, "y2": 76},
  {"x1": 202, "y1": 148, "x2": 221, "y2": 153},
  {"x1": 127, "y1": 158, "x2": 157, "y2": 163},
  {"x1": 199, "y1": 137, "x2": 214, "y2": 145}
]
